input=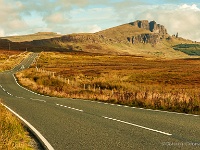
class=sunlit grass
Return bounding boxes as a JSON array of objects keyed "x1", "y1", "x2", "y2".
[
  {"x1": 16, "y1": 52, "x2": 200, "y2": 114},
  {"x1": 0, "y1": 50, "x2": 30, "y2": 72},
  {"x1": 0, "y1": 51, "x2": 35, "y2": 149},
  {"x1": 0, "y1": 101, "x2": 34, "y2": 149}
]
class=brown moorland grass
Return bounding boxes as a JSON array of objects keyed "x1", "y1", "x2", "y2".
[
  {"x1": 0, "y1": 101, "x2": 34, "y2": 149},
  {"x1": 0, "y1": 50, "x2": 30, "y2": 72},
  {"x1": 16, "y1": 52, "x2": 200, "y2": 114},
  {"x1": 0, "y1": 51, "x2": 36, "y2": 149}
]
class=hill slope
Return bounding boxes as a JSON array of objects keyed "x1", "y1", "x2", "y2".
[
  {"x1": 173, "y1": 44, "x2": 200, "y2": 56},
  {"x1": 1, "y1": 32, "x2": 62, "y2": 42},
  {"x1": 0, "y1": 20, "x2": 198, "y2": 58}
]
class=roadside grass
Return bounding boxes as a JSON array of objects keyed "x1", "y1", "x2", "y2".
[
  {"x1": 16, "y1": 52, "x2": 200, "y2": 114},
  {"x1": 0, "y1": 51, "x2": 35, "y2": 149},
  {"x1": 0, "y1": 50, "x2": 30, "y2": 72},
  {"x1": 0, "y1": 101, "x2": 34, "y2": 149}
]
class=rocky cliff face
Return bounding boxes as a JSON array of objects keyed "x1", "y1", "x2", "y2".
[
  {"x1": 128, "y1": 20, "x2": 169, "y2": 45},
  {"x1": 130, "y1": 20, "x2": 168, "y2": 36},
  {"x1": 55, "y1": 20, "x2": 169, "y2": 46},
  {"x1": 127, "y1": 34, "x2": 159, "y2": 45}
]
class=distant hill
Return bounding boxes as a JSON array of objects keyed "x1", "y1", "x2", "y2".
[
  {"x1": 0, "y1": 20, "x2": 199, "y2": 58},
  {"x1": 1, "y1": 32, "x2": 62, "y2": 42}
]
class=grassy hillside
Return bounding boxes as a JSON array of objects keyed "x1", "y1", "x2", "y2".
[
  {"x1": 96, "y1": 23, "x2": 152, "y2": 43},
  {"x1": 173, "y1": 44, "x2": 200, "y2": 56},
  {"x1": 0, "y1": 21, "x2": 198, "y2": 58},
  {"x1": 18, "y1": 25, "x2": 194, "y2": 58},
  {"x1": 27, "y1": 23, "x2": 195, "y2": 58}
]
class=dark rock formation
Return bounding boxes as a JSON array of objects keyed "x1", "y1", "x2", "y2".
[
  {"x1": 176, "y1": 32, "x2": 178, "y2": 38},
  {"x1": 149, "y1": 21, "x2": 168, "y2": 38},
  {"x1": 128, "y1": 20, "x2": 169, "y2": 45},
  {"x1": 130, "y1": 20, "x2": 168, "y2": 37},
  {"x1": 131, "y1": 20, "x2": 150, "y2": 30},
  {"x1": 129, "y1": 34, "x2": 159, "y2": 45}
]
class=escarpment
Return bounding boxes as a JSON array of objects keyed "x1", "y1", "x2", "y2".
[{"x1": 127, "y1": 20, "x2": 169, "y2": 45}]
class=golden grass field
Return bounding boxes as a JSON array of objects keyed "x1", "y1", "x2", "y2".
[
  {"x1": 0, "y1": 50, "x2": 35, "y2": 149},
  {"x1": 0, "y1": 102, "x2": 34, "y2": 149},
  {"x1": 16, "y1": 52, "x2": 200, "y2": 114},
  {"x1": 0, "y1": 50, "x2": 30, "y2": 72}
]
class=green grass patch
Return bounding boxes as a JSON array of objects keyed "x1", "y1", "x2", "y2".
[{"x1": 173, "y1": 44, "x2": 200, "y2": 56}]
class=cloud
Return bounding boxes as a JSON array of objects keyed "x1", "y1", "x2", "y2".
[
  {"x1": 44, "y1": 13, "x2": 67, "y2": 24},
  {"x1": 179, "y1": 4, "x2": 200, "y2": 11},
  {"x1": 88, "y1": 25, "x2": 102, "y2": 33},
  {"x1": 108, "y1": 1, "x2": 200, "y2": 41},
  {"x1": 0, "y1": 28, "x2": 5, "y2": 37},
  {"x1": 0, "y1": 0, "x2": 200, "y2": 42},
  {"x1": 131, "y1": 4, "x2": 200, "y2": 41},
  {"x1": 0, "y1": 0, "x2": 28, "y2": 36},
  {"x1": 60, "y1": 6, "x2": 116, "y2": 34}
]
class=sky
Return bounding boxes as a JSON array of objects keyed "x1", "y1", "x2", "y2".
[{"x1": 0, "y1": 0, "x2": 200, "y2": 41}]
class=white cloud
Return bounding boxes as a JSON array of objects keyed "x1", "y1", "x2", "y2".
[
  {"x1": 44, "y1": 13, "x2": 66, "y2": 24},
  {"x1": 0, "y1": 0, "x2": 200, "y2": 42},
  {"x1": 88, "y1": 25, "x2": 102, "y2": 33},
  {"x1": 179, "y1": 4, "x2": 200, "y2": 11},
  {"x1": 8, "y1": 19, "x2": 27, "y2": 30},
  {"x1": 0, "y1": 28, "x2": 5, "y2": 37},
  {"x1": 68, "y1": 7, "x2": 116, "y2": 31},
  {"x1": 0, "y1": 0, "x2": 28, "y2": 35},
  {"x1": 134, "y1": 4, "x2": 200, "y2": 41}
]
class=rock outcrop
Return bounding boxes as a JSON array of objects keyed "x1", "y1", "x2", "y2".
[
  {"x1": 130, "y1": 20, "x2": 168, "y2": 37},
  {"x1": 127, "y1": 20, "x2": 169, "y2": 45},
  {"x1": 127, "y1": 34, "x2": 159, "y2": 45}
]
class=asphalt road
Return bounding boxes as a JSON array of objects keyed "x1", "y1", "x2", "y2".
[{"x1": 1, "y1": 53, "x2": 200, "y2": 150}]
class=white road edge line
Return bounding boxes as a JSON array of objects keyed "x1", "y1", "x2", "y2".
[
  {"x1": 86, "y1": 100, "x2": 199, "y2": 117},
  {"x1": 92, "y1": 100, "x2": 199, "y2": 117},
  {"x1": 102, "y1": 116, "x2": 172, "y2": 136},
  {"x1": 11, "y1": 65, "x2": 200, "y2": 118},
  {"x1": 1, "y1": 103, "x2": 54, "y2": 150},
  {"x1": 12, "y1": 74, "x2": 55, "y2": 99}
]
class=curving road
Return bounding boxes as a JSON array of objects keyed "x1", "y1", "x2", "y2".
[{"x1": 1, "y1": 53, "x2": 200, "y2": 150}]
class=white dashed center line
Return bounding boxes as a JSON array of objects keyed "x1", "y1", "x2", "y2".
[
  {"x1": 6, "y1": 92, "x2": 13, "y2": 96},
  {"x1": 15, "y1": 96, "x2": 25, "y2": 99},
  {"x1": 102, "y1": 116, "x2": 172, "y2": 136},
  {"x1": 30, "y1": 98, "x2": 46, "y2": 102},
  {"x1": 56, "y1": 104, "x2": 83, "y2": 112}
]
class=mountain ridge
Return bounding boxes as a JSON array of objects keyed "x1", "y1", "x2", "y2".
[
  {"x1": 1, "y1": 32, "x2": 62, "y2": 42},
  {"x1": 0, "y1": 20, "x2": 199, "y2": 58}
]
